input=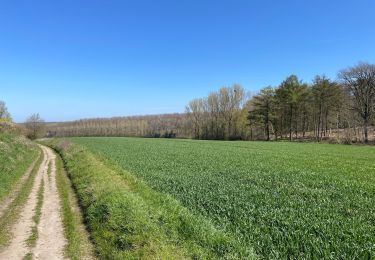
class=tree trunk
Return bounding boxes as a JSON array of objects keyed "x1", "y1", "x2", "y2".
[
  {"x1": 289, "y1": 105, "x2": 293, "y2": 141},
  {"x1": 302, "y1": 111, "x2": 306, "y2": 138},
  {"x1": 364, "y1": 119, "x2": 369, "y2": 143},
  {"x1": 317, "y1": 102, "x2": 322, "y2": 141}
]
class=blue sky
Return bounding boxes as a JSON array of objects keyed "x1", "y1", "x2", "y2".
[{"x1": 1, "y1": 0, "x2": 374, "y2": 122}]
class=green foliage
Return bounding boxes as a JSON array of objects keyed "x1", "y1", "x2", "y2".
[
  {"x1": 0, "y1": 133, "x2": 39, "y2": 200},
  {"x1": 248, "y1": 87, "x2": 276, "y2": 140},
  {"x1": 72, "y1": 137, "x2": 375, "y2": 259},
  {"x1": 44, "y1": 139, "x2": 254, "y2": 259},
  {"x1": 23, "y1": 253, "x2": 33, "y2": 260}
]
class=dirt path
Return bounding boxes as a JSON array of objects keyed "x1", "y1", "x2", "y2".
[
  {"x1": 33, "y1": 147, "x2": 66, "y2": 259},
  {"x1": 0, "y1": 145, "x2": 67, "y2": 259}
]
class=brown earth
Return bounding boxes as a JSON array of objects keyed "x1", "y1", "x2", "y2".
[{"x1": 0, "y1": 146, "x2": 67, "y2": 259}]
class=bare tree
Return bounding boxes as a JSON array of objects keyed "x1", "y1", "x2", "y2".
[
  {"x1": 339, "y1": 63, "x2": 375, "y2": 143},
  {"x1": 0, "y1": 101, "x2": 11, "y2": 121},
  {"x1": 186, "y1": 98, "x2": 206, "y2": 139},
  {"x1": 217, "y1": 85, "x2": 246, "y2": 139},
  {"x1": 207, "y1": 92, "x2": 220, "y2": 139},
  {"x1": 25, "y1": 113, "x2": 45, "y2": 139}
]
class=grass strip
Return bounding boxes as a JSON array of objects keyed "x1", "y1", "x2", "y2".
[
  {"x1": 0, "y1": 149, "x2": 43, "y2": 247},
  {"x1": 47, "y1": 161, "x2": 52, "y2": 181},
  {"x1": 0, "y1": 133, "x2": 39, "y2": 201},
  {"x1": 23, "y1": 252, "x2": 32, "y2": 260},
  {"x1": 42, "y1": 139, "x2": 255, "y2": 259},
  {"x1": 55, "y1": 151, "x2": 95, "y2": 260},
  {"x1": 26, "y1": 178, "x2": 44, "y2": 247}
]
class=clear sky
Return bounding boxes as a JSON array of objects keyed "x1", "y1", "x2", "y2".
[{"x1": 1, "y1": 0, "x2": 374, "y2": 122}]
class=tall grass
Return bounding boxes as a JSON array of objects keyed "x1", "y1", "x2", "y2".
[
  {"x1": 0, "y1": 133, "x2": 39, "y2": 200},
  {"x1": 54, "y1": 152, "x2": 95, "y2": 259}
]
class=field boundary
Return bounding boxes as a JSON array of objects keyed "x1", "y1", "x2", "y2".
[{"x1": 54, "y1": 149, "x2": 96, "y2": 259}]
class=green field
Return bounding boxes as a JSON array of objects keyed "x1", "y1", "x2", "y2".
[
  {"x1": 46, "y1": 139, "x2": 251, "y2": 259},
  {"x1": 70, "y1": 137, "x2": 375, "y2": 259}
]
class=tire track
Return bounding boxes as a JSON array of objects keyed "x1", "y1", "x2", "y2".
[
  {"x1": 33, "y1": 147, "x2": 66, "y2": 259},
  {"x1": 0, "y1": 145, "x2": 67, "y2": 259}
]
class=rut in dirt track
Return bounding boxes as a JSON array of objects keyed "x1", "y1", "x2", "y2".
[{"x1": 0, "y1": 145, "x2": 67, "y2": 260}]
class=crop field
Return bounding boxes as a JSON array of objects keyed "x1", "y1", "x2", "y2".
[{"x1": 70, "y1": 137, "x2": 375, "y2": 259}]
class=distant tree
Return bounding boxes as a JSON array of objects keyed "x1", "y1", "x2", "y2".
[
  {"x1": 248, "y1": 87, "x2": 276, "y2": 140},
  {"x1": 207, "y1": 92, "x2": 220, "y2": 139},
  {"x1": 185, "y1": 84, "x2": 247, "y2": 140},
  {"x1": 275, "y1": 75, "x2": 308, "y2": 140},
  {"x1": 25, "y1": 113, "x2": 45, "y2": 139},
  {"x1": 186, "y1": 98, "x2": 206, "y2": 138},
  {"x1": 311, "y1": 76, "x2": 343, "y2": 140},
  {"x1": 218, "y1": 85, "x2": 246, "y2": 139},
  {"x1": 339, "y1": 62, "x2": 375, "y2": 143},
  {"x1": 0, "y1": 101, "x2": 12, "y2": 121}
]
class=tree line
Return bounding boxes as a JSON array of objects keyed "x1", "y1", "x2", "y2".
[
  {"x1": 186, "y1": 63, "x2": 375, "y2": 143},
  {"x1": 46, "y1": 62, "x2": 375, "y2": 143},
  {"x1": 45, "y1": 114, "x2": 190, "y2": 138},
  {"x1": 185, "y1": 84, "x2": 249, "y2": 140},
  {"x1": 2, "y1": 62, "x2": 374, "y2": 143},
  {"x1": 246, "y1": 62, "x2": 375, "y2": 143}
]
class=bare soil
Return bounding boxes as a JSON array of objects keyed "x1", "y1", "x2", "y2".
[{"x1": 0, "y1": 146, "x2": 67, "y2": 259}]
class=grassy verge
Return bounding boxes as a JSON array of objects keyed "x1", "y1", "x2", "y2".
[
  {"x1": 26, "y1": 178, "x2": 44, "y2": 247},
  {"x1": 42, "y1": 139, "x2": 255, "y2": 259},
  {"x1": 0, "y1": 149, "x2": 43, "y2": 246},
  {"x1": 54, "y1": 151, "x2": 95, "y2": 260},
  {"x1": 0, "y1": 133, "x2": 39, "y2": 201}
]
